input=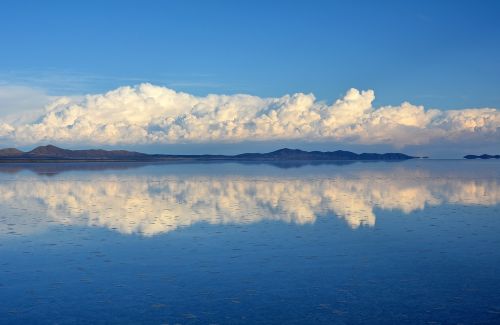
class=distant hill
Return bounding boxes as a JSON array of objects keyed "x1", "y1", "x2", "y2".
[
  {"x1": 464, "y1": 154, "x2": 500, "y2": 160},
  {"x1": 0, "y1": 148, "x2": 23, "y2": 156},
  {"x1": 0, "y1": 145, "x2": 147, "y2": 160},
  {"x1": 0, "y1": 145, "x2": 417, "y2": 162},
  {"x1": 234, "y1": 148, "x2": 415, "y2": 160}
]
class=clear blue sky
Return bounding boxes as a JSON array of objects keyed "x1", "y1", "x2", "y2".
[{"x1": 1, "y1": 0, "x2": 499, "y2": 108}]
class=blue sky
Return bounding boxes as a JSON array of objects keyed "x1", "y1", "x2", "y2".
[
  {"x1": 1, "y1": 0, "x2": 499, "y2": 107},
  {"x1": 0, "y1": 1, "x2": 499, "y2": 156}
]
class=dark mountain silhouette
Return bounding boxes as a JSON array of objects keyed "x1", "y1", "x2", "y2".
[
  {"x1": 26, "y1": 145, "x2": 148, "y2": 159},
  {"x1": 464, "y1": 154, "x2": 500, "y2": 159},
  {"x1": 234, "y1": 148, "x2": 414, "y2": 160},
  {"x1": 0, "y1": 148, "x2": 23, "y2": 156},
  {"x1": 0, "y1": 145, "x2": 417, "y2": 162}
]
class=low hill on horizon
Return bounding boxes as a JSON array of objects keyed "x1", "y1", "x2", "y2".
[
  {"x1": 0, "y1": 145, "x2": 148, "y2": 160},
  {"x1": 464, "y1": 154, "x2": 500, "y2": 159},
  {"x1": 0, "y1": 144, "x2": 418, "y2": 162}
]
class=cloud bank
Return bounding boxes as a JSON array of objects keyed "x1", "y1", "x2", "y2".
[{"x1": 0, "y1": 83, "x2": 498, "y2": 147}]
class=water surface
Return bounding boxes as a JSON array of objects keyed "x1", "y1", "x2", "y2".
[{"x1": 1, "y1": 160, "x2": 499, "y2": 324}]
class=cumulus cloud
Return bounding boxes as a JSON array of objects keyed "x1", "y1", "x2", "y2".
[
  {"x1": 0, "y1": 83, "x2": 498, "y2": 147},
  {"x1": 0, "y1": 85, "x2": 52, "y2": 122}
]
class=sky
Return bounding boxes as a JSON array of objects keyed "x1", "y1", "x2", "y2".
[{"x1": 0, "y1": 0, "x2": 499, "y2": 157}]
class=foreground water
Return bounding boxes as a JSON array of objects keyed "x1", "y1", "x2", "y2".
[{"x1": 0, "y1": 160, "x2": 499, "y2": 324}]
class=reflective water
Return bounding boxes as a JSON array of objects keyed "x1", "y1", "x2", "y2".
[{"x1": 1, "y1": 160, "x2": 499, "y2": 324}]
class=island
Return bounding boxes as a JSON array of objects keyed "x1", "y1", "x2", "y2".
[
  {"x1": 0, "y1": 145, "x2": 418, "y2": 163},
  {"x1": 464, "y1": 154, "x2": 500, "y2": 159}
]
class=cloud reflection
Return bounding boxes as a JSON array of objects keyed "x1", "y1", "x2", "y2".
[{"x1": 0, "y1": 168, "x2": 499, "y2": 236}]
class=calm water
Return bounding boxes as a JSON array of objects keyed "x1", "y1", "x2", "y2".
[{"x1": 0, "y1": 160, "x2": 499, "y2": 324}]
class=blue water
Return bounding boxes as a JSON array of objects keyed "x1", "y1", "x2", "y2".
[{"x1": 0, "y1": 160, "x2": 499, "y2": 324}]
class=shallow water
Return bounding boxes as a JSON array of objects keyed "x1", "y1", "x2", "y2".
[{"x1": 0, "y1": 160, "x2": 499, "y2": 324}]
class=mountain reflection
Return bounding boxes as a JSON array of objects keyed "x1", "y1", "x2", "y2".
[{"x1": 0, "y1": 167, "x2": 499, "y2": 236}]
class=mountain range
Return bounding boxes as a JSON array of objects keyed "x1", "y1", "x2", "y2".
[
  {"x1": 0, "y1": 145, "x2": 418, "y2": 162},
  {"x1": 464, "y1": 154, "x2": 500, "y2": 159}
]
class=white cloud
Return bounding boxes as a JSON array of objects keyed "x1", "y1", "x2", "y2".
[
  {"x1": 0, "y1": 85, "x2": 52, "y2": 123},
  {"x1": 0, "y1": 83, "x2": 498, "y2": 147}
]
